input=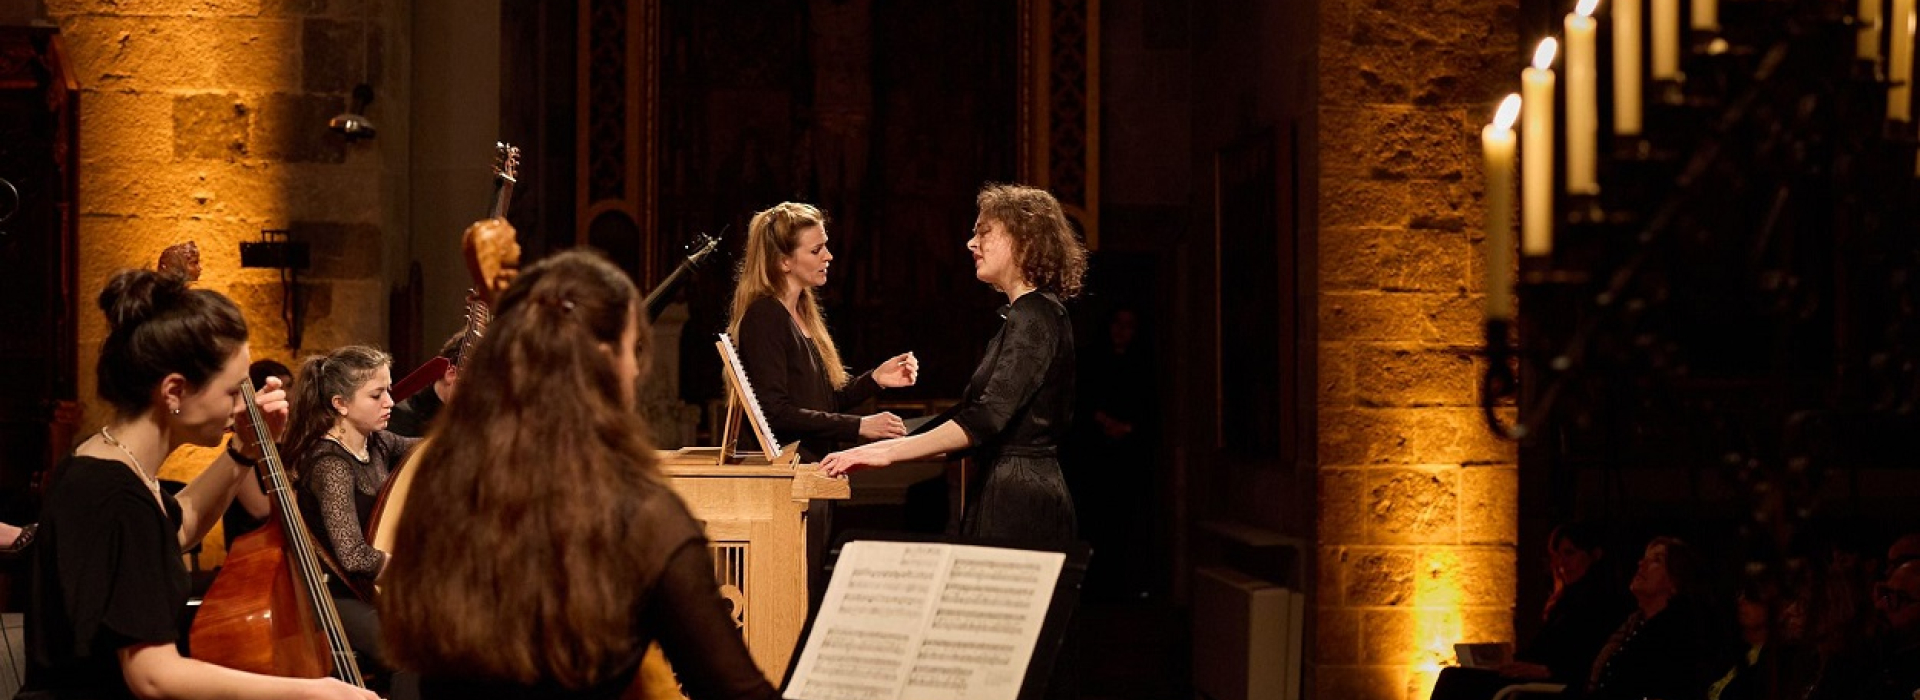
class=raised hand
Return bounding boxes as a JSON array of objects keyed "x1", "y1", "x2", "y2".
[{"x1": 872, "y1": 352, "x2": 918, "y2": 388}]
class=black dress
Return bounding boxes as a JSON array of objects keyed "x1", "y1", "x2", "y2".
[
  {"x1": 20, "y1": 456, "x2": 191, "y2": 700},
  {"x1": 951, "y1": 292, "x2": 1078, "y2": 546},
  {"x1": 734, "y1": 296, "x2": 882, "y2": 461},
  {"x1": 416, "y1": 480, "x2": 780, "y2": 700}
]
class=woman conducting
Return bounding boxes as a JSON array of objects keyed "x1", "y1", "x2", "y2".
[
  {"x1": 728, "y1": 201, "x2": 918, "y2": 460},
  {"x1": 380, "y1": 250, "x2": 779, "y2": 700},
  {"x1": 21, "y1": 267, "x2": 374, "y2": 700}
]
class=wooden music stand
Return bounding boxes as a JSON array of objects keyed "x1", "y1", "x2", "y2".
[{"x1": 716, "y1": 333, "x2": 801, "y2": 466}]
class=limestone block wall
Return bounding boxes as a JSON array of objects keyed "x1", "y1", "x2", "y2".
[
  {"x1": 1313, "y1": 0, "x2": 1521, "y2": 696},
  {"x1": 47, "y1": 0, "x2": 403, "y2": 560}
]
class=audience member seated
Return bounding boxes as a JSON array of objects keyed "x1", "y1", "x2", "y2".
[
  {"x1": 1705, "y1": 575, "x2": 1816, "y2": 700},
  {"x1": 1430, "y1": 522, "x2": 1632, "y2": 700},
  {"x1": 1583, "y1": 536, "x2": 1722, "y2": 700},
  {"x1": 1803, "y1": 558, "x2": 1920, "y2": 700}
]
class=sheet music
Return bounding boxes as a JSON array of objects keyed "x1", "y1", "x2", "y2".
[
  {"x1": 785, "y1": 541, "x2": 1065, "y2": 700},
  {"x1": 718, "y1": 333, "x2": 782, "y2": 457}
]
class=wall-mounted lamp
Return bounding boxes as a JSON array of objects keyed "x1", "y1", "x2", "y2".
[{"x1": 328, "y1": 83, "x2": 377, "y2": 142}]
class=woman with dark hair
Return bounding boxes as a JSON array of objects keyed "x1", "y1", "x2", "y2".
[
  {"x1": 282, "y1": 344, "x2": 420, "y2": 689},
  {"x1": 1584, "y1": 536, "x2": 1724, "y2": 700},
  {"x1": 727, "y1": 201, "x2": 917, "y2": 460},
  {"x1": 21, "y1": 267, "x2": 374, "y2": 700},
  {"x1": 380, "y1": 249, "x2": 778, "y2": 700},
  {"x1": 821, "y1": 182, "x2": 1088, "y2": 544}
]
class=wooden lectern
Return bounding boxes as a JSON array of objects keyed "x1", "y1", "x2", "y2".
[{"x1": 651, "y1": 335, "x2": 848, "y2": 679}]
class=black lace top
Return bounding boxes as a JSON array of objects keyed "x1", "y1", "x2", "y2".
[{"x1": 296, "y1": 430, "x2": 420, "y2": 585}]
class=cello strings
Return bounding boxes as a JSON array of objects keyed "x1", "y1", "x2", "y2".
[{"x1": 240, "y1": 380, "x2": 367, "y2": 686}]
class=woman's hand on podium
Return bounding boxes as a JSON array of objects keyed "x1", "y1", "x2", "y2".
[
  {"x1": 872, "y1": 352, "x2": 918, "y2": 388},
  {"x1": 821, "y1": 442, "x2": 895, "y2": 477}
]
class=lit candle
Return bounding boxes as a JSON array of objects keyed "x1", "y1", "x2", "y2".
[
  {"x1": 1692, "y1": 0, "x2": 1718, "y2": 31},
  {"x1": 1614, "y1": 0, "x2": 1643, "y2": 135},
  {"x1": 1523, "y1": 39, "x2": 1557, "y2": 257},
  {"x1": 1862, "y1": 0, "x2": 1884, "y2": 62},
  {"x1": 1568, "y1": 0, "x2": 1601, "y2": 194},
  {"x1": 1892, "y1": 0, "x2": 1915, "y2": 121},
  {"x1": 1652, "y1": 0, "x2": 1680, "y2": 79},
  {"x1": 1484, "y1": 94, "x2": 1522, "y2": 320}
]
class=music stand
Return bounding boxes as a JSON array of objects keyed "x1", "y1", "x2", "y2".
[
  {"x1": 780, "y1": 530, "x2": 1091, "y2": 700},
  {"x1": 716, "y1": 333, "x2": 800, "y2": 466}
]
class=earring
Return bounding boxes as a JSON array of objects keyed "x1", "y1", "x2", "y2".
[{"x1": 171, "y1": 407, "x2": 180, "y2": 415}]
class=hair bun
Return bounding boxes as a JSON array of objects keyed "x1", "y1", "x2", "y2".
[{"x1": 98, "y1": 268, "x2": 190, "y2": 332}]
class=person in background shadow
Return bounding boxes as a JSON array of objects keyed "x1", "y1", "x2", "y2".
[
  {"x1": 387, "y1": 332, "x2": 464, "y2": 439},
  {"x1": 1583, "y1": 536, "x2": 1723, "y2": 700},
  {"x1": 1429, "y1": 522, "x2": 1631, "y2": 700},
  {"x1": 1068, "y1": 305, "x2": 1156, "y2": 600}
]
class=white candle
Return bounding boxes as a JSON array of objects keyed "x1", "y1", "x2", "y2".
[
  {"x1": 1523, "y1": 39, "x2": 1557, "y2": 258},
  {"x1": 1653, "y1": 0, "x2": 1681, "y2": 79},
  {"x1": 1485, "y1": 94, "x2": 1522, "y2": 320},
  {"x1": 1614, "y1": 0, "x2": 1644, "y2": 135},
  {"x1": 1862, "y1": 0, "x2": 1884, "y2": 61},
  {"x1": 1692, "y1": 0, "x2": 1718, "y2": 31},
  {"x1": 1568, "y1": 0, "x2": 1601, "y2": 194},
  {"x1": 1892, "y1": 0, "x2": 1915, "y2": 121}
]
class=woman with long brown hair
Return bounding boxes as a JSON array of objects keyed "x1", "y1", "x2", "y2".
[
  {"x1": 21, "y1": 267, "x2": 374, "y2": 700},
  {"x1": 281, "y1": 344, "x2": 420, "y2": 691},
  {"x1": 381, "y1": 249, "x2": 778, "y2": 700},
  {"x1": 728, "y1": 201, "x2": 917, "y2": 461}
]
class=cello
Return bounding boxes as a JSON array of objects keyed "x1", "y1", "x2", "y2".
[{"x1": 187, "y1": 379, "x2": 366, "y2": 685}]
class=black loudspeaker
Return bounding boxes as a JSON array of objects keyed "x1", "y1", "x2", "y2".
[{"x1": 239, "y1": 241, "x2": 311, "y2": 270}]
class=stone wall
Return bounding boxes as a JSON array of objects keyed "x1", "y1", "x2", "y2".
[
  {"x1": 1313, "y1": 0, "x2": 1521, "y2": 696},
  {"x1": 47, "y1": 0, "x2": 402, "y2": 560}
]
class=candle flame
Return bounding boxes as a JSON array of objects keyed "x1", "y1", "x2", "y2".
[
  {"x1": 1494, "y1": 93, "x2": 1522, "y2": 130},
  {"x1": 1575, "y1": 0, "x2": 1600, "y2": 17},
  {"x1": 1532, "y1": 38, "x2": 1559, "y2": 69}
]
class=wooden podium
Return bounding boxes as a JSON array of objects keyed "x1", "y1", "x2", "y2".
[
  {"x1": 649, "y1": 334, "x2": 848, "y2": 680},
  {"x1": 659, "y1": 450, "x2": 848, "y2": 680}
]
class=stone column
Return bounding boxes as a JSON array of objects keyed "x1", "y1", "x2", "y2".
[
  {"x1": 49, "y1": 0, "x2": 404, "y2": 565},
  {"x1": 1314, "y1": 0, "x2": 1521, "y2": 697}
]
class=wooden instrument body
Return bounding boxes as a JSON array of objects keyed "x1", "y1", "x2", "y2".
[{"x1": 188, "y1": 522, "x2": 332, "y2": 678}]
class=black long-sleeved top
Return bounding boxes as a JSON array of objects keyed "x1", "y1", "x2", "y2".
[
  {"x1": 734, "y1": 296, "x2": 881, "y2": 461},
  {"x1": 295, "y1": 431, "x2": 419, "y2": 593}
]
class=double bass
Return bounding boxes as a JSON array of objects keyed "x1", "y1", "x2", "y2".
[{"x1": 188, "y1": 380, "x2": 365, "y2": 685}]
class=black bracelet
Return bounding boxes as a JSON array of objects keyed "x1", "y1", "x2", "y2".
[{"x1": 227, "y1": 440, "x2": 260, "y2": 468}]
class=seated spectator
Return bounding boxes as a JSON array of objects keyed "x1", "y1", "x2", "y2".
[
  {"x1": 1430, "y1": 522, "x2": 1631, "y2": 700},
  {"x1": 1584, "y1": 536, "x2": 1722, "y2": 700},
  {"x1": 1804, "y1": 558, "x2": 1920, "y2": 700}
]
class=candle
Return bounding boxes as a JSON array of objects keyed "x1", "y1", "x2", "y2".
[
  {"x1": 1862, "y1": 0, "x2": 1884, "y2": 62},
  {"x1": 1892, "y1": 0, "x2": 1915, "y2": 121},
  {"x1": 1523, "y1": 39, "x2": 1558, "y2": 258},
  {"x1": 1484, "y1": 94, "x2": 1522, "y2": 320},
  {"x1": 1568, "y1": 0, "x2": 1601, "y2": 194},
  {"x1": 1614, "y1": 0, "x2": 1643, "y2": 135},
  {"x1": 1692, "y1": 0, "x2": 1718, "y2": 31},
  {"x1": 1653, "y1": 0, "x2": 1681, "y2": 80}
]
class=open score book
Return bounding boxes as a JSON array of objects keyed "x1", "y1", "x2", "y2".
[{"x1": 783, "y1": 541, "x2": 1068, "y2": 700}]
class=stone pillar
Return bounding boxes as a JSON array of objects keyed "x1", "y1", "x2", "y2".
[
  {"x1": 1314, "y1": 0, "x2": 1520, "y2": 697},
  {"x1": 48, "y1": 0, "x2": 404, "y2": 563}
]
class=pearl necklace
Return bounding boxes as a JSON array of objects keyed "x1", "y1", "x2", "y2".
[
  {"x1": 99, "y1": 426, "x2": 165, "y2": 507},
  {"x1": 326, "y1": 431, "x2": 371, "y2": 462}
]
